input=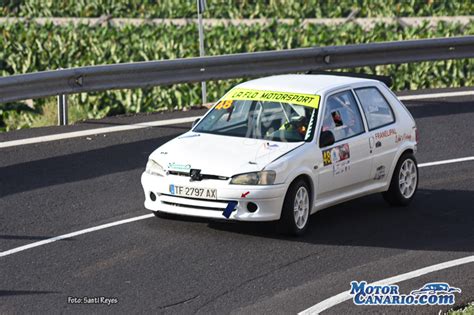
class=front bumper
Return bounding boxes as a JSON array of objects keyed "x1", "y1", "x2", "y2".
[{"x1": 141, "y1": 172, "x2": 286, "y2": 221}]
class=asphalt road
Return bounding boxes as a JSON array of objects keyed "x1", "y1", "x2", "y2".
[{"x1": 0, "y1": 91, "x2": 473, "y2": 314}]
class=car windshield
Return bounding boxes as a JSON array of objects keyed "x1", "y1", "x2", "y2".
[{"x1": 193, "y1": 89, "x2": 320, "y2": 142}]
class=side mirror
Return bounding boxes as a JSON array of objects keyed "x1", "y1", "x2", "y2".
[
  {"x1": 319, "y1": 130, "x2": 335, "y2": 148},
  {"x1": 192, "y1": 118, "x2": 201, "y2": 128}
]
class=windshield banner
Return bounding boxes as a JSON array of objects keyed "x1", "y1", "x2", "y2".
[{"x1": 222, "y1": 88, "x2": 320, "y2": 108}]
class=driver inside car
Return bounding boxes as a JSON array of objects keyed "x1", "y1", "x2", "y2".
[
  {"x1": 266, "y1": 115, "x2": 308, "y2": 141},
  {"x1": 280, "y1": 116, "x2": 307, "y2": 135}
]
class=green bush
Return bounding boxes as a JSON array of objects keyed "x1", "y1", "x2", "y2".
[
  {"x1": 1, "y1": 0, "x2": 472, "y2": 18},
  {"x1": 0, "y1": 20, "x2": 473, "y2": 131}
]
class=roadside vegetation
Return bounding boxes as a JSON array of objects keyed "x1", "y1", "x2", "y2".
[
  {"x1": 0, "y1": 1, "x2": 473, "y2": 131},
  {"x1": 446, "y1": 302, "x2": 474, "y2": 315}
]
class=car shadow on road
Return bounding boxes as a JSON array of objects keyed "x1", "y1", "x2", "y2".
[
  {"x1": 205, "y1": 188, "x2": 474, "y2": 252},
  {"x1": 0, "y1": 133, "x2": 181, "y2": 198}
]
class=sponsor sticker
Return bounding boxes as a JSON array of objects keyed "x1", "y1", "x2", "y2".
[
  {"x1": 375, "y1": 128, "x2": 397, "y2": 140},
  {"x1": 395, "y1": 133, "x2": 413, "y2": 143},
  {"x1": 168, "y1": 162, "x2": 191, "y2": 172},
  {"x1": 322, "y1": 143, "x2": 351, "y2": 175},
  {"x1": 222, "y1": 201, "x2": 238, "y2": 219},
  {"x1": 215, "y1": 99, "x2": 234, "y2": 110},
  {"x1": 221, "y1": 88, "x2": 320, "y2": 108},
  {"x1": 374, "y1": 165, "x2": 386, "y2": 180},
  {"x1": 322, "y1": 143, "x2": 350, "y2": 166}
]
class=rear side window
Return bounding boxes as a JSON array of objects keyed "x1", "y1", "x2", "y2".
[{"x1": 355, "y1": 87, "x2": 395, "y2": 130}]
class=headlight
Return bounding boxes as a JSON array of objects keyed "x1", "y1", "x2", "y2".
[
  {"x1": 146, "y1": 159, "x2": 165, "y2": 176},
  {"x1": 230, "y1": 171, "x2": 276, "y2": 185}
]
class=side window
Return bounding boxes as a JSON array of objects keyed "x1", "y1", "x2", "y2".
[
  {"x1": 354, "y1": 87, "x2": 395, "y2": 130},
  {"x1": 321, "y1": 90, "x2": 365, "y2": 143}
]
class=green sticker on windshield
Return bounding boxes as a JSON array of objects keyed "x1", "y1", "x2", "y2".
[{"x1": 222, "y1": 88, "x2": 320, "y2": 108}]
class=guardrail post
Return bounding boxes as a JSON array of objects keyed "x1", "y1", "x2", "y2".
[
  {"x1": 197, "y1": 0, "x2": 207, "y2": 104},
  {"x1": 57, "y1": 94, "x2": 68, "y2": 125}
]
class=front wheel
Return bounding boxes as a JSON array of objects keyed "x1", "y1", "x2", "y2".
[
  {"x1": 278, "y1": 179, "x2": 311, "y2": 236},
  {"x1": 383, "y1": 152, "x2": 418, "y2": 206}
]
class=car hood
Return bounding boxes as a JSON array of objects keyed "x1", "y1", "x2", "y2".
[{"x1": 149, "y1": 132, "x2": 303, "y2": 177}]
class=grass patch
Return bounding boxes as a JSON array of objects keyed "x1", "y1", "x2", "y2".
[{"x1": 447, "y1": 302, "x2": 474, "y2": 315}]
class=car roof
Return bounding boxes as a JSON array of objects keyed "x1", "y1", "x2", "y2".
[{"x1": 237, "y1": 74, "x2": 379, "y2": 95}]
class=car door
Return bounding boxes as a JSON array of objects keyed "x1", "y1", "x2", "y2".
[
  {"x1": 353, "y1": 86, "x2": 398, "y2": 182},
  {"x1": 317, "y1": 89, "x2": 373, "y2": 196}
]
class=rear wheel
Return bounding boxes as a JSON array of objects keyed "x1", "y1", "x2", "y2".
[
  {"x1": 383, "y1": 152, "x2": 418, "y2": 206},
  {"x1": 278, "y1": 179, "x2": 311, "y2": 236}
]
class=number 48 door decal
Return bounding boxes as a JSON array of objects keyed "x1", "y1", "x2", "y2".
[{"x1": 322, "y1": 143, "x2": 351, "y2": 175}]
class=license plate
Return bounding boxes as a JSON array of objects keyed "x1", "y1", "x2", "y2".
[{"x1": 169, "y1": 184, "x2": 217, "y2": 200}]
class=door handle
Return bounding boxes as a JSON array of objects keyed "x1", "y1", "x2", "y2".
[
  {"x1": 369, "y1": 136, "x2": 375, "y2": 149},
  {"x1": 376, "y1": 141, "x2": 382, "y2": 148}
]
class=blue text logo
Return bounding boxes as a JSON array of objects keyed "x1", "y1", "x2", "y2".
[{"x1": 350, "y1": 281, "x2": 461, "y2": 306}]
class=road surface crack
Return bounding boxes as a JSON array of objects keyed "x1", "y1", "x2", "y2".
[{"x1": 160, "y1": 294, "x2": 200, "y2": 310}]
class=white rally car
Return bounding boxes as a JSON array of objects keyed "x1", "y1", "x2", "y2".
[{"x1": 141, "y1": 74, "x2": 418, "y2": 235}]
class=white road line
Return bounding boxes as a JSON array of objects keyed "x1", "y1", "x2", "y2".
[
  {"x1": 0, "y1": 155, "x2": 473, "y2": 259},
  {"x1": 398, "y1": 90, "x2": 474, "y2": 101},
  {"x1": 419, "y1": 156, "x2": 474, "y2": 168},
  {"x1": 0, "y1": 116, "x2": 200, "y2": 149},
  {"x1": 0, "y1": 214, "x2": 154, "y2": 258},
  {"x1": 299, "y1": 256, "x2": 474, "y2": 315}
]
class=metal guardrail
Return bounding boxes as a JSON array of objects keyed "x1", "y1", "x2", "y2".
[{"x1": 0, "y1": 36, "x2": 473, "y2": 124}]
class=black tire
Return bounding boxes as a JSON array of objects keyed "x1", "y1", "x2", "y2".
[
  {"x1": 383, "y1": 152, "x2": 419, "y2": 206},
  {"x1": 278, "y1": 179, "x2": 311, "y2": 236}
]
